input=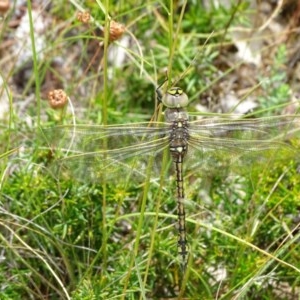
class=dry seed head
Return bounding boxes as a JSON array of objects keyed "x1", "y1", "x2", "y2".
[
  {"x1": 109, "y1": 20, "x2": 125, "y2": 42},
  {"x1": 48, "y1": 89, "x2": 68, "y2": 109},
  {"x1": 77, "y1": 11, "x2": 90, "y2": 24},
  {"x1": 0, "y1": 0, "x2": 10, "y2": 13}
]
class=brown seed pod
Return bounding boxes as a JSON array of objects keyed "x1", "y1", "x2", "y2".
[
  {"x1": 0, "y1": 0, "x2": 10, "y2": 13},
  {"x1": 48, "y1": 89, "x2": 68, "y2": 109},
  {"x1": 77, "y1": 11, "x2": 90, "y2": 24},
  {"x1": 109, "y1": 20, "x2": 125, "y2": 42}
]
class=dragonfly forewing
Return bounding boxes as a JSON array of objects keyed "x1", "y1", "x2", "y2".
[
  {"x1": 188, "y1": 115, "x2": 300, "y2": 149},
  {"x1": 184, "y1": 115, "x2": 300, "y2": 177},
  {"x1": 40, "y1": 123, "x2": 171, "y2": 182}
]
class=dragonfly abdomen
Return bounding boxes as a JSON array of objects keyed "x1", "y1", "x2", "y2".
[
  {"x1": 167, "y1": 111, "x2": 190, "y2": 271},
  {"x1": 174, "y1": 156, "x2": 189, "y2": 271}
]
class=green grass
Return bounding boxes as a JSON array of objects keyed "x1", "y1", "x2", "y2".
[{"x1": 1, "y1": 0, "x2": 300, "y2": 299}]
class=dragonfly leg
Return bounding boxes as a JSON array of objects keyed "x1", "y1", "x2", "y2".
[{"x1": 156, "y1": 76, "x2": 168, "y2": 102}]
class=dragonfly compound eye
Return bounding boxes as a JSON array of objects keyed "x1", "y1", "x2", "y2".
[{"x1": 162, "y1": 87, "x2": 189, "y2": 108}]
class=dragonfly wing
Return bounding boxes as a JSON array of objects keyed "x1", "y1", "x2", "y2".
[
  {"x1": 39, "y1": 123, "x2": 171, "y2": 183},
  {"x1": 40, "y1": 123, "x2": 170, "y2": 151},
  {"x1": 186, "y1": 115, "x2": 300, "y2": 174},
  {"x1": 188, "y1": 115, "x2": 300, "y2": 151}
]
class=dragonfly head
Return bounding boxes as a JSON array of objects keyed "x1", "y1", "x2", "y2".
[{"x1": 162, "y1": 87, "x2": 189, "y2": 108}]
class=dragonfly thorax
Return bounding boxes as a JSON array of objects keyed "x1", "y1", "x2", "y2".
[
  {"x1": 164, "y1": 108, "x2": 189, "y2": 123},
  {"x1": 162, "y1": 87, "x2": 189, "y2": 108},
  {"x1": 169, "y1": 117, "x2": 189, "y2": 160}
]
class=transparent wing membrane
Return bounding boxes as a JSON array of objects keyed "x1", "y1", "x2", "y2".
[
  {"x1": 40, "y1": 124, "x2": 171, "y2": 182},
  {"x1": 41, "y1": 115, "x2": 300, "y2": 181}
]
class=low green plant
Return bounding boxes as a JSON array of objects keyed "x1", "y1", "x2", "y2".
[{"x1": 1, "y1": 0, "x2": 300, "y2": 299}]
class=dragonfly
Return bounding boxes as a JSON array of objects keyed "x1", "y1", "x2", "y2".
[{"x1": 41, "y1": 82, "x2": 300, "y2": 272}]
